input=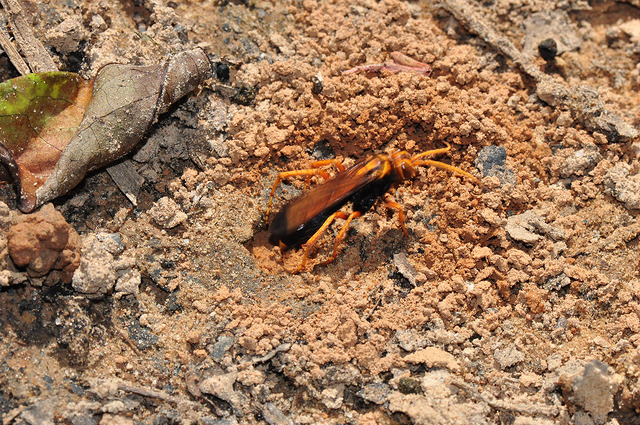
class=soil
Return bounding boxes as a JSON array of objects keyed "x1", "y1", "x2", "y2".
[{"x1": 1, "y1": 0, "x2": 639, "y2": 424}]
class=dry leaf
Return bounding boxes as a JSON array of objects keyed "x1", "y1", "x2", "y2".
[
  {"x1": 0, "y1": 48, "x2": 213, "y2": 212},
  {"x1": 0, "y1": 71, "x2": 93, "y2": 210}
]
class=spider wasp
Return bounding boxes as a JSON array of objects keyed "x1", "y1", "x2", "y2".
[{"x1": 265, "y1": 143, "x2": 478, "y2": 272}]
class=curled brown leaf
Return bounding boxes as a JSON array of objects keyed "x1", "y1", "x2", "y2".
[{"x1": 0, "y1": 48, "x2": 213, "y2": 212}]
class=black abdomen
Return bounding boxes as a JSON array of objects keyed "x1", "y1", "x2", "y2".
[{"x1": 269, "y1": 200, "x2": 346, "y2": 248}]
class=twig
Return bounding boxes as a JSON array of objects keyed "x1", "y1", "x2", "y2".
[
  {"x1": 450, "y1": 379, "x2": 561, "y2": 417},
  {"x1": 0, "y1": 0, "x2": 57, "y2": 72},
  {"x1": 117, "y1": 381, "x2": 198, "y2": 407},
  {"x1": 343, "y1": 52, "x2": 432, "y2": 76},
  {"x1": 362, "y1": 291, "x2": 383, "y2": 321},
  {"x1": 250, "y1": 343, "x2": 292, "y2": 365},
  {"x1": 113, "y1": 325, "x2": 143, "y2": 356},
  {"x1": 0, "y1": 19, "x2": 29, "y2": 75}
]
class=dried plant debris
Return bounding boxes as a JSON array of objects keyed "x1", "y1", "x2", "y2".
[
  {"x1": 342, "y1": 51, "x2": 433, "y2": 76},
  {"x1": 0, "y1": 48, "x2": 213, "y2": 212},
  {"x1": 0, "y1": 72, "x2": 92, "y2": 211}
]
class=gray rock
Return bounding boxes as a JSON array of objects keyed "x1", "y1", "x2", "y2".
[
  {"x1": 128, "y1": 322, "x2": 159, "y2": 350},
  {"x1": 149, "y1": 197, "x2": 188, "y2": 229},
  {"x1": 560, "y1": 145, "x2": 601, "y2": 178},
  {"x1": 199, "y1": 372, "x2": 246, "y2": 415},
  {"x1": 505, "y1": 210, "x2": 565, "y2": 244},
  {"x1": 95, "y1": 233, "x2": 125, "y2": 255},
  {"x1": 210, "y1": 335, "x2": 236, "y2": 360},
  {"x1": 72, "y1": 235, "x2": 116, "y2": 298},
  {"x1": 200, "y1": 417, "x2": 238, "y2": 425},
  {"x1": 474, "y1": 146, "x2": 515, "y2": 185},
  {"x1": 559, "y1": 360, "x2": 622, "y2": 425},
  {"x1": 114, "y1": 268, "x2": 141, "y2": 299},
  {"x1": 536, "y1": 79, "x2": 639, "y2": 142},
  {"x1": 543, "y1": 272, "x2": 571, "y2": 292},
  {"x1": 475, "y1": 145, "x2": 506, "y2": 174},
  {"x1": 396, "y1": 329, "x2": 428, "y2": 352},
  {"x1": 20, "y1": 398, "x2": 56, "y2": 425},
  {"x1": 320, "y1": 384, "x2": 344, "y2": 409},
  {"x1": 357, "y1": 383, "x2": 391, "y2": 405},
  {"x1": 603, "y1": 163, "x2": 639, "y2": 210},
  {"x1": 262, "y1": 403, "x2": 294, "y2": 425},
  {"x1": 494, "y1": 345, "x2": 524, "y2": 369},
  {"x1": 72, "y1": 235, "x2": 138, "y2": 299},
  {"x1": 70, "y1": 414, "x2": 98, "y2": 425}
]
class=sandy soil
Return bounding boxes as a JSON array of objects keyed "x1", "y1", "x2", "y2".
[{"x1": 1, "y1": 0, "x2": 639, "y2": 424}]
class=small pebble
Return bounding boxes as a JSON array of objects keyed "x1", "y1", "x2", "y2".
[
  {"x1": 216, "y1": 62, "x2": 230, "y2": 82},
  {"x1": 538, "y1": 38, "x2": 558, "y2": 61},
  {"x1": 311, "y1": 72, "x2": 324, "y2": 94}
]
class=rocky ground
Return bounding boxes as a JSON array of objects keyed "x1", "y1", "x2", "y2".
[{"x1": 0, "y1": 0, "x2": 639, "y2": 424}]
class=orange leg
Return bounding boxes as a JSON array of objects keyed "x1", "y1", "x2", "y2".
[
  {"x1": 320, "y1": 211, "x2": 363, "y2": 266},
  {"x1": 266, "y1": 169, "x2": 328, "y2": 222},
  {"x1": 411, "y1": 143, "x2": 479, "y2": 182},
  {"x1": 310, "y1": 158, "x2": 346, "y2": 172},
  {"x1": 266, "y1": 159, "x2": 346, "y2": 222},
  {"x1": 295, "y1": 211, "x2": 350, "y2": 273},
  {"x1": 303, "y1": 158, "x2": 346, "y2": 190},
  {"x1": 383, "y1": 196, "x2": 408, "y2": 236}
]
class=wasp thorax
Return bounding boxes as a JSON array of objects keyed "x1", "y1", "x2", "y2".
[{"x1": 390, "y1": 151, "x2": 416, "y2": 181}]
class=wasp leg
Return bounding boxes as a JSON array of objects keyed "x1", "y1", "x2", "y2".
[
  {"x1": 310, "y1": 158, "x2": 346, "y2": 172},
  {"x1": 266, "y1": 159, "x2": 346, "y2": 222},
  {"x1": 321, "y1": 210, "x2": 363, "y2": 266},
  {"x1": 266, "y1": 169, "x2": 330, "y2": 222},
  {"x1": 302, "y1": 158, "x2": 346, "y2": 190},
  {"x1": 295, "y1": 211, "x2": 350, "y2": 273},
  {"x1": 383, "y1": 196, "x2": 408, "y2": 236}
]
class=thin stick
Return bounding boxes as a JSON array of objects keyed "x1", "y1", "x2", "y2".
[
  {"x1": 117, "y1": 381, "x2": 198, "y2": 407},
  {"x1": 113, "y1": 325, "x2": 143, "y2": 356},
  {"x1": 250, "y1": 342, "x2": 292, "y2": 365},
  {"x1": 0, "y1": 0, "x2": 57, "y2": 72},
  {"x1": 450, "y1": 379, "x2": 561, "y2": 417},
  {"x1": 0, "y1": 16, "x2": 29, "y2": 75}
]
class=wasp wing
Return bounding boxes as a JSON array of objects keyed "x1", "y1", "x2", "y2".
[{"x1": 270, "y1": 159, "x2": 385, "y2": 245}]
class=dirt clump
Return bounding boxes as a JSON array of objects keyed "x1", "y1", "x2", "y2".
[{"x1": 6, "y1": 203, "x2": 80, "y2": 284}]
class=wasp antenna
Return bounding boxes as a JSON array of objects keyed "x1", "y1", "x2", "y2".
[
  {"x1": 411, "y1": 142, "x2": 452, "y2": 162},
  {"x1": 416, "y1": 159, "x2": 479, "y2": 182}
]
